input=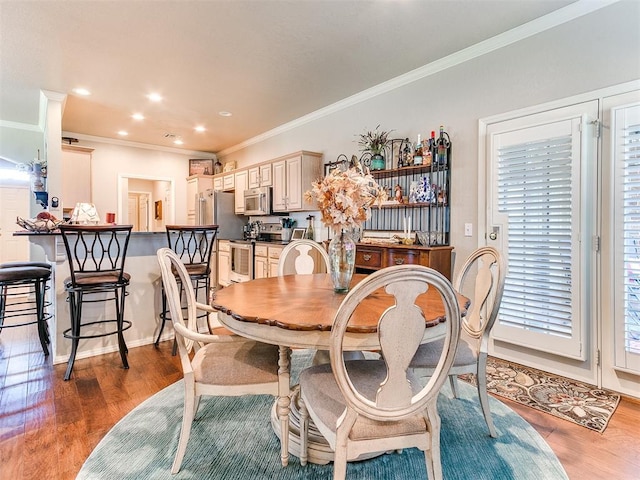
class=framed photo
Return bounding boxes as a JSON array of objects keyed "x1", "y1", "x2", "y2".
[
  {"x1": 291, "y1": 228, "x2": 306, "y2": 240},
  {"x1": 189, "y1": 158, "x2": 214, "y2": 176},
  {"x1": 154, "y1": 200, "x2": 162, "y2": 220}
]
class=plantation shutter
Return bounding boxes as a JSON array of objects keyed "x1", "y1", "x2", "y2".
[
  {"x1": 614, "y1": 102, "x2": 640, "y2": 372},
  {"x1": 489, "y1": 115, "x2": 587, "y2": 359}
]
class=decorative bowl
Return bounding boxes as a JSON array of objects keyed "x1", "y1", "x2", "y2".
[
  {"x1": 416, "y1": 231, "x2": 432, "y2": 246},
  {"x1": 16, "y1": 216, "x2": 64, "y2": 233}
]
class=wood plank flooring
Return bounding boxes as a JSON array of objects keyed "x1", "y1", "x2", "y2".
[{"x1": 1, "y1": 320, "x2": 639, "y2": 479}]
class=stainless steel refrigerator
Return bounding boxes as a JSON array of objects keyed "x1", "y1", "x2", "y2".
[{"x1": 195, "y1": 189, "x2": 244, "y2": 239}]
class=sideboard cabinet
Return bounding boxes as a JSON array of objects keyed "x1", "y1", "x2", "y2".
[{"x1": 355, "y1": 244, "x2": 453, "y2": 280}]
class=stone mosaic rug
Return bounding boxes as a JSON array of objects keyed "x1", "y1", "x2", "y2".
[{"x1": 459, "y1": 357, "x2": 620, "y2": 433}]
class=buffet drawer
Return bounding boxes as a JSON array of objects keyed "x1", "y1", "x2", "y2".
[
  {"x1": 387, "y1": 248, "x2": 421, "y2": 266},
  {"x1": 355, "y1": 248, "x2": 383, "y2": 269}
]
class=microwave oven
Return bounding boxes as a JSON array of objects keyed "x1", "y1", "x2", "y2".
[{"x1": 244, "y1": 187, "x2": 271, "y2": 216}]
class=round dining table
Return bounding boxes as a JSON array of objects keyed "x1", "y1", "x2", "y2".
[{"x1": 211, "y1": 273, "x2": 469, "y2": 465}]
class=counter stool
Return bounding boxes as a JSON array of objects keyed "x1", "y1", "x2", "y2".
[
  {"x1": 59, "y1": 224, "x2": 133, "y2": 380},
  {"x1": 155, "y1": 225, "x2": 218, "y2": 353},
  {"x1": 0, "y1": 262, "x2": 52, "y2": 355}
]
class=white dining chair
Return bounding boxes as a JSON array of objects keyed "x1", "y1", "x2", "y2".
[
  {"x1": 298, "y1": 265, "x2": 461, "y2": 480},
  {"x1": 157, "y1": 247, "x2": 289, "y2": 473},
  {"x1": 410, "y1": 246, "x2": 507, "y2": 438},
  {"x1": 277, "y1": 239, "x2": 330, "y2": 276}
]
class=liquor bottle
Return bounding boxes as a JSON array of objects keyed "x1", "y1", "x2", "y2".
[
  {"x1": 306, "y1": 215, "x2": 315, "y2": 241},
  {"x1": 413, "y1": 134, "x2": 423, "y2": 165},
  {"x1": 429, "y1": 131, "x2": 436, "y2": 166},
  {"x1": 400, "y1": 138, "x2": 411, "y2": 167},
  {"x1": 436, "y1": 126, "x2": 449, "y2": 166}
]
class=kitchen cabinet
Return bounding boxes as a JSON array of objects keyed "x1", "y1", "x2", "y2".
[
  {"x1": 254, "y1": 244, "x2": 269, "y2": 279},
  {"x1": 267, "y1": 245, "x2": 284, "y2": 278},
  {"x1": 186, "y1": 174, "x2": 214, "y2": 225},
  {"x1": 213, "y1": 177, "x2": 223, "y2": 191},
  {"x1": 234, "y1": 170, "x2": 248, "y2": 214},
  {"x1": 218, "y1": 240, "x2": 231, "y2": 287},
  {"x1": 355, "y1": 244, "x2": 453, "y2": 280},
  {"x1": 248, "y1": 164, "x2": 272, "y2": 188},
  {"x1": 223, "y1": 173, "x2": 235, "y2": 191},
  {"x1": 62, "y1": 145, "x2": 93, "y2": 212},
  {"x1": 272, "y1": 151, "x2": 322, "y2": 212}
]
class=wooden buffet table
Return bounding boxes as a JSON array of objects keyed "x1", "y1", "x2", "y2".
[{"x1": 211, "y1": 273, "x2": 469, "y2": 465}]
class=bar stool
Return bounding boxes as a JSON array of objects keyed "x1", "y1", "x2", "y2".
[
  {"x1": 59, "y1": 224, "x2": 133, "y2": 380},
  {"x1": 155, "y1": 225, "x2": 218, "y2": 352},
  {"x1": 0, "y1": 262, "x2": 52, "y2": 355}
]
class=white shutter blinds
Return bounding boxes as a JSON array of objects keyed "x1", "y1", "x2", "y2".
[
  {"x1": 615, "y1": 103, "x2": 640, "y2": 371},
  {"x1": 489, "y1": 116, "x2": 585, "y2": 359},
  {"x1": 497, "y1": 134, "x2": 574, "y2": 336}
]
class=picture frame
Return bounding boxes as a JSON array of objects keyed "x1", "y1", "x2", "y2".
[
  {"x1": 154, "y1": 200, "x2": 162, "y2": 220},
  {"x1": 291, "y1": 228, "x2": 306, "y2": 240},
  {"x1": 189, "y1": 158, "x2": 214, "y2": 176}
]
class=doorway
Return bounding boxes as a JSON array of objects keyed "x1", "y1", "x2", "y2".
[{"x1": 127, "y1": 192, "x2": 150, "y2": 232}]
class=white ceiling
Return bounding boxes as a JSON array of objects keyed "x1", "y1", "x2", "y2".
[{"x1": 0, "y1": 0, "x2": 578, "y2": 154}]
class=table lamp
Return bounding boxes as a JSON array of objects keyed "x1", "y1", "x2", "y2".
[{"x1": 70, "y1": 202, "x2": 100, "y2": 224}]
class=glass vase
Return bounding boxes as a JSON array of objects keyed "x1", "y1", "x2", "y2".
[{"x1": 328, "y1": 229, "x2": 356, "y2": 293}]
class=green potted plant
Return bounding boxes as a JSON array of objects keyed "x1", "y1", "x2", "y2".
[{"x1": 358, "y1": 125, "x2": 392, "y2": 171}]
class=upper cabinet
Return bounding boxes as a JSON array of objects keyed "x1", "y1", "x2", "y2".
[
  {"x1": 248, "y1": 164, "x2": 272, "y2": 188},
  {"x1": 234, "y1": 170, "x2": 248, "y2": 214},
  {"x1": 272, "y1": 151, "x2": 322, "y2": 212},
  {"x1": 186, "y1": 174, "x2": 214, "y2": 224}
]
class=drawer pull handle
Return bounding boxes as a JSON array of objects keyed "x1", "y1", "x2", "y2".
[
  {"x1": 363, "y1": 254, "x2": 372, "y2": 261},
  {"x1": 394, "y1": 258, "x2": 405, "y2": 265}
]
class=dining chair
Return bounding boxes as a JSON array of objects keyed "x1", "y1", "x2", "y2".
[
  {"x1": 277, "y1": 239, "x2": 330, "y2": 276},
  {"x1": 59, "y1": 224, "x2": 133, "y2": 381},
  {"x1": 156, "y1": 225, "x2": 219, "y2": 353},
  {"x1": 157, "y1": 247, "x2": 289, "y2": 474},
  {"x1": 298, "y1": 265, "x2": 461, "y2": 480},
  {"x1": 410, "y1": 246, "x2": 506, "y2": 438}
]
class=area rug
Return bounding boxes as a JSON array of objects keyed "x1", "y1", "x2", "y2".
[
  {"x1": 459, "y1": 357, "x2": 620, "y2": 433},
  {"x1": 78, "y1": 350, "x2": 568, "y2": 479}
]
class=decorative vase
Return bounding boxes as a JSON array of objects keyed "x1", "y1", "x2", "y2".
[
  {"x1": 328, "y1": 230, "x2": 356, "y2": 293},
  {"x1": 371, "y1": 154, "x2": 385, "y2": 171}
]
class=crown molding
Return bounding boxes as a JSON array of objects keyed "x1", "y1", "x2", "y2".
[
  {"x1": 218, "y1": 0, "x2": 620, "y2": 157},
  {"x1": 63, "y1": 131, "x2": 217, "y2": 158}
]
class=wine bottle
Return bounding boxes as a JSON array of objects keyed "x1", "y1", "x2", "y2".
[
  {"x1": 413, "y1": 134, "x2": 423, "y2": 165},
  {"x1": 436, "y1": 126, "x2": 449, "y2": 166}
]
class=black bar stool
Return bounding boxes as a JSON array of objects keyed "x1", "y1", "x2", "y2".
[
  {"x1": 59, "y1": 224, "x2": 133, "y2": 380},
  {"x1": 0, "y1": 262, "x2": 52, "y2": 355},
  {"x1": 155, "y1": 225, "x2": 218, "y2": 353}
]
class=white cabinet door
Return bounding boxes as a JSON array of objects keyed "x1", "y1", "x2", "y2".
[
  {"x1": 223, "y1": 174, "x2": 235, "y2": 191},
  {"x1": 248, "y1": 167, "x2": 260, "y2": 189},
  {"x1": 186, "y1": 177, "x2": 198, "y2": 221},
  {"x1": 259, "y1": 164, "x2": 272, "y2": 187},
  {"x1": 272, "y1": 160, "x2": 287, "y2": 212},
  {"x1": 218, "y1": 241, "x2": 231, "y2": 287},
  {"x1": 234, "y1": 170, "x2": 248, "y2": 214},
  {"x1": 285, "y1": 155, "x2": 302, "y2": 210},
  {"x1": 213, "y1": 177, "x2": 223, "y2": 191}
]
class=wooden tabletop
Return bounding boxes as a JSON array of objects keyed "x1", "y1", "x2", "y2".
[{"x1": 212, "y1": 273, "x2": 469, "y2": 334}]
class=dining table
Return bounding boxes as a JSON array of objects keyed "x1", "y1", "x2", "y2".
[{"x1": 211, "y1": 272, "x2": 470, "y2": 465}]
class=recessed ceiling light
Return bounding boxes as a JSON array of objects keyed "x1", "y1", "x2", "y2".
[
  {"x1": 73, "y1": 88, "x2": 91, "y2": 96},
  {"x1": 173, "y1": 139, "x2": 184, "y2": 145},
  {"x1": 147, "y1": 93, "x2": 163, "y2": 102},
  {"x1": 218, "y1": 111, "x2": 232, "y2": 117},
  {"x1": 118, "y1": 130, "x2": 128, "y2": 136},
  {"x1": 132, "y1": 113, "x2": 145, "y2": 121},
  {"x1": 194, "y1": 125, "x2": 206, "y2": 132}
]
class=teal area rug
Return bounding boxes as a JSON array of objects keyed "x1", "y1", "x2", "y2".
[{"x1": 78, "y1": 350, "x2": 568, "y2": 479}]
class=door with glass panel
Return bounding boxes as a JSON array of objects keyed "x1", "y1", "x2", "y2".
[
  {"x1": 485, "y1": 101, "x2": 599, "y2": 383},
  {"x1": 601, "y1": 90, "x2": 640, "y2": 396}
]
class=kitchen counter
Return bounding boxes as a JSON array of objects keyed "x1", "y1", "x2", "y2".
[{"x1": 19, "y1": 230, "x2": 169, "y2": 367}]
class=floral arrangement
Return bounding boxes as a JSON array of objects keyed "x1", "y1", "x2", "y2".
[
  {"x1": 305, "y1": 167, "x2": 387, "y2": 234},
  {"x1": 357, "y1": 125, "x2": 393, "y2": 155}
]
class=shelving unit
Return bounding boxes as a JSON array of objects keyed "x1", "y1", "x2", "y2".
[{"x1": 363, "y1": 134, "x2": 451, "y2": 247}]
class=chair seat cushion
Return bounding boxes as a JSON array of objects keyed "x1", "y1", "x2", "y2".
[
  {"x1": 0, "y1": 266, "x2": 51, "y2": 283},
  {"x1": 192, "y1": 339, "x2": 279, "y2": 385},
  {"x1": 409, "y1": 335, "x2": 477, "y2": 369},
  {"x1": 299, "y1": 360, "x2": 427, "y2": 441},
  {"x1": 64, "y1": 271, "x2": 131, "y2": 288},
  {"x1": 172, "y1": 263, "x2": 208, "y2": 278}
]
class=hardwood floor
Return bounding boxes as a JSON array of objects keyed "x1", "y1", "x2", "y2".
[{"x1": 1, "y1": 320, "x2": 639, "y2": 479}]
